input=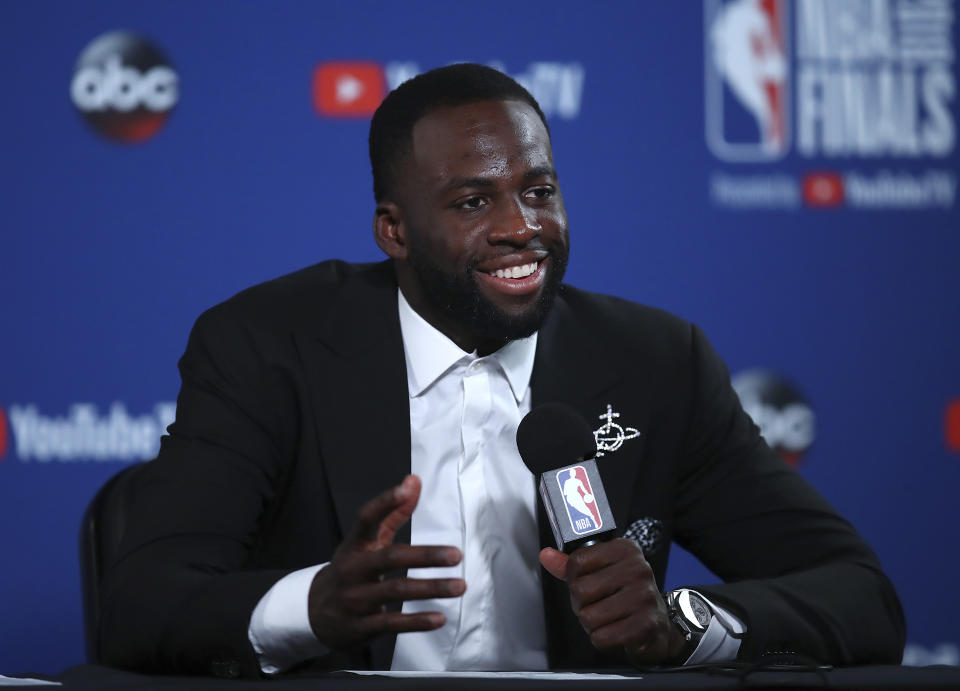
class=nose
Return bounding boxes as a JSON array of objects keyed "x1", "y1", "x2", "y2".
[{"x1": 487, "y1": 198, "x2": 541, "y2": 246}]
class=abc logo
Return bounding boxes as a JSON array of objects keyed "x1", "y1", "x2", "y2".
[
  {"x1": 732, "y1": 369, "x2": 815, "y2": 467},
  {"x1": 71, "y1": 31, "x2": 178, "y2": 143}
]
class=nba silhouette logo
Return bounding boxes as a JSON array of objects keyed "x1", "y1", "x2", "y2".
[
  {"x1": 556, "y1": 466, "x2": 603, "y2": 535},
  {"x1": 705, "y1": 0, "x2": 790, "y2": 161}
]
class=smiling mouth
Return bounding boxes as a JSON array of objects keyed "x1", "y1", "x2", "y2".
[
  {"x1": 487, "y1": 261, "x2": 539, "y2": 279},
  {"x1": 475, "y1": 258, "x2": 547, "y2": 298}
]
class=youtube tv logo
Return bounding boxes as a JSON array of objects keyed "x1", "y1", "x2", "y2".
[
  {"x1": 313, "y1": 62, "x2": 385, "y2": 117},
  {"x1": 802, "y1": 172, "x2": 844, "y2": 208}
]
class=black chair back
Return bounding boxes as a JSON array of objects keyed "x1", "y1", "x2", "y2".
[{"x1": 79, "y1": 462, "x2": 148, "y2": 663}]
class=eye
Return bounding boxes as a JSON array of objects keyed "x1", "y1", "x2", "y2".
[
  {"x1": 525, "y1": 186, "x2": 555, "y2": 201},
  {"x1": 456, "y1": 196, "x2": 487, "y2": 211}
]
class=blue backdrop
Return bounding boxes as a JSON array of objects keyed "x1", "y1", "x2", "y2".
[{"x1": 2, "y1": 0, "x2": 958, "y2": 675}]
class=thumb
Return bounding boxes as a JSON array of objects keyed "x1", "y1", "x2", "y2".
[
  {"x1": 539, "y1": 547, "x2": 569, "y2": 581},
  {"x1": 350, "y1": 474, "x2": 421, "y2": 549},
  {"x1": 375, "y1": 474, "x2": 421, "y2": 546}
]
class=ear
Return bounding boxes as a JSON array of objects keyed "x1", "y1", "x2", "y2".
[{"x1": 373, "y1": 201, "x2": 408, "y2": 260}]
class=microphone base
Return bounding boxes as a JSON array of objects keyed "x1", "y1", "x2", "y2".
[{"x1": 561, "y1": 531, "x2": 616, "y2": 553}]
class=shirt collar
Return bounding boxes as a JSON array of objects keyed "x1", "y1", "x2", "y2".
[{"x1": 397, "y1": 288, "x2": 537, "y2": 402}]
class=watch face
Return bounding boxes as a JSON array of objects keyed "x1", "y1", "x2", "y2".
[{"x1": 688, "y1": 593, "x2": 712, "y2": 627}]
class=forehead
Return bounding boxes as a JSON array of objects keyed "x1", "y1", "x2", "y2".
[{"x1": 408, "y1": 100, "x2": 553, "y2": 186}]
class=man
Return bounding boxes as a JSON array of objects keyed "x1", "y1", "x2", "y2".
[{"x1": 99, "y1": 64, "x2": 905, "y2": 677}]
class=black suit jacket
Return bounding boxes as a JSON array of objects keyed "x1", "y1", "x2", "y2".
[{"x1": 99, "y1": 260, "x2": 905, "y2": 677}]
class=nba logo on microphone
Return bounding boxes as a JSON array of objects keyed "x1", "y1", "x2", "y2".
[
  {"x1": 705, "y1": 0, "x2": 790, "y2": 161},
  {"x1": 557, "y1": 465, "x2": 603, "y2": 535}
]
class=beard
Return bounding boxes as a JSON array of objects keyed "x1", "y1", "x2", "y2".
[{"x1": 406, "y1": 245, "x2": 568, "y2": 348}]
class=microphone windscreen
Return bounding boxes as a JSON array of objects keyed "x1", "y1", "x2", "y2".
[{"x1": 516, "y1": 402, "x2": 597, "y2": 475}]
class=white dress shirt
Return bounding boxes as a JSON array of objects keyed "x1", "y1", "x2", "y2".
[
  {"x1": 390, "y1": 289, "x2": 546, "y2": 671},
  {"x1": 247, "y1": 289, "x2": 742, "y2": 673}
]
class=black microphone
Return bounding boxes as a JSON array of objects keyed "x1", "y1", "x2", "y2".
[{"x1": 517, "y1": 403, "x2": 617, "y2": 553}]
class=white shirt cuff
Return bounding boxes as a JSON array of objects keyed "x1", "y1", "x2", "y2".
[
  {"x1": 683, "y1": 593, "x2": 745, "y2": 665},
  {"x1": 248, "y1": 563, "x2": 330, "y2": 674}
]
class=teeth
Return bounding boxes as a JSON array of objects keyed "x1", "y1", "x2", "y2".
[{"x1": 492, "y1": 262, "x2": 537, "y2": 279}]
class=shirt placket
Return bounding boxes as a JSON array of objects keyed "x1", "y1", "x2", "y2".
[{"x1": 449, "y1": 357, "x2": 494, "y2": 669}]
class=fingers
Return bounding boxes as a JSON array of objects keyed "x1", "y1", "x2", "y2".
[
  {"x1": 567, "y1": 538, "x2": 647, "y2": 580},
  {"x1": 539, "y1": 547, "x2": 569, "y2": 580},
  {"x1": 565, "y1": 540, "x2": 652, "y2": 608},
  {"x1": 342, "y1": 577, "x2": 466, "y2": 613},
  {"x1": 562, "y1": 539, "x2": 677, "y2": 663},
  {"x1": 568, "y1": 568, "x2": 626, "y2": 607},
  {"x1": 356, "y1": 610, "x2": 446, "y2": 636},
  {"x1": 340, "y1": 544, "x2": 462, "y2": 581},
  {"x1": 308, "y1": 550, "x2": 465, "y2": 649},
  {"x1": 576, "y1": 584, "x2": 672, "y2": 659},
  {"x1": 311, "y1": 477, "x2": 465, "y2": 652},
  {"x1": 351, "y1": 475, "x2": 421, "y2": 547},
  {"x1": 589, "y1": 615, "x2": 661, "y2": 654},
  {"x1": 576, "y1": 589, "x2": 633, "y2": 634}
]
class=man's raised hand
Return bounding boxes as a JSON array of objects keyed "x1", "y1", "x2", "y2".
[{"x1": 308, "y1": 475, "x2": 465, "y2": 649}]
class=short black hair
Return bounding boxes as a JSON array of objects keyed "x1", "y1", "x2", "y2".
[{"x1": 368, "y1": 63, "x2": 549, "y2": 203}]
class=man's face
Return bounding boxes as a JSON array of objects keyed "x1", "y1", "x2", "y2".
[{"x1": 386, "y1": 99, "x2": 569, "y2": 354}]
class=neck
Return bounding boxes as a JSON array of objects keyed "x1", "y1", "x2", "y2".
[{"x1": 396, "y1": 276, "x2": 508, "y2": 356}]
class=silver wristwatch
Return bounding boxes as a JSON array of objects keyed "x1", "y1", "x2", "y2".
[{"x1": 664, "y1": 588, "x2": 714, "y2": 657}]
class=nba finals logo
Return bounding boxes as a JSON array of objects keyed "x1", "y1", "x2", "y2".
[
  {"x1": 705, "y1": 0, "x2": 790, "y2": 161},
  {"x1": 557, "y1": 466, "x2": 602, "y2": 535}
]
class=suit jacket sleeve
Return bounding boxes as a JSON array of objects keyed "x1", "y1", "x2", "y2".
[
  {"x1": 98, "y1": 301, "x2": 307, "y2": 677},
  {"x1": 672, "y1": 324, "x2": 906, "y2": 664}
]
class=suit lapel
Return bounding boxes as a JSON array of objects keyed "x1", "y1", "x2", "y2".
[
  {"x1": 298, "y1": 262, "x2": 412, "y2": 544},
  {"x1": 294, "y1": 262, "x2": 410, "y2": 668},
  {"x1": 530, "y1": 289, "x2": 651, "y2": 667},
  {"x1": 531, "y1": 290, "x2": 648, "y2": 539}
]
